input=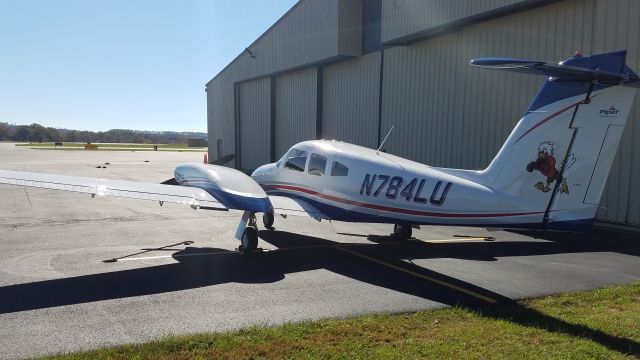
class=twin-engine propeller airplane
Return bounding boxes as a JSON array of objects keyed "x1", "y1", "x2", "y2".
[{"x1": 1, "y1": 50, "x2": 639, "y2": 253}]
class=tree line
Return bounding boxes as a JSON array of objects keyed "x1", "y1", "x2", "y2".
[{"x1": 0, "y1": 123, "x2": 206, "y2": 144}]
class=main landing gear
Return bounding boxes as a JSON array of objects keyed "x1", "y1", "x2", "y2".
[
  {"x1": 393, "y1": 224, "x2": 412, "y2": 241},
  {"x1": 236, "y1": 211, "x2": 276, "y2": 254},
  {"x1": 237, "y1": 211, "x2": 259, "y2": 253},
  {"x1": 263, "y1": 212, "x2": 275, "y2": 230},
  {"x1": 241, "y1": 226, "x2": 258, "y2": 253}
]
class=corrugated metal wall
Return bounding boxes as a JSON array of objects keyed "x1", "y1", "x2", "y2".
[
  {"x1": 207, "y1": 71, "x2": 236, "y2": 162},
  {"x1": 338, "y1": 0, "x2": 362, "y2": 54},
  {"x1": 380, "y1": 0, "x2": 640, "y2": 226},
  {"x1": 381, "y1": 0, "x2": 545, "y2": 43},
  {"x1": 323, "y1": 52, "x2": 381, "y2": 148},
  {"x1": 381, "y1": 32, "x2": 465, "y2": 168},
  {"x1": 206, "y1": 0, "x2": 362, "y2": 163},
  {"x1": 238, "y1": 77, "x2": 271, "y2": 171},
  {"x1": 455, "y1": 0, "x2": 596, "y2": 169},
  {"x1": 246, "y1": 0, "x2": 342, "y2": 76},
  {"x1": 207, "y1": 0, "x2": 640, "y2": 228},
  {"x1": 275, "y1": 68, "x2": 317, "y2": 158},
  {"x1": 590, "y1": 0, "x2": 640, "y2": 225},
  {"x1": 208, "y1": 0, "x2": 361, "y2": 87}
]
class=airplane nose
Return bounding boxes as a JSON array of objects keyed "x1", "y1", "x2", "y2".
[
  {"x1": 174, "y1": 163, "x2": 273, "y2": 213},
  {"x1": 251, "y1": 163, "x2": 277, "y2": 177}
]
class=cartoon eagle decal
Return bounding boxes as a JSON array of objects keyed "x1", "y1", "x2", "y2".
[{"x1": 526, "y1": 141, "x2": 574, "y2": 194}]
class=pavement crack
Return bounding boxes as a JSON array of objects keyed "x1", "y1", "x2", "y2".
[
  {"x1": 1, "y1": 215, "x2": 168, "y2": 229},
  {"x1": 21, "y1": 165, "x2": 33, "y2": 209}
]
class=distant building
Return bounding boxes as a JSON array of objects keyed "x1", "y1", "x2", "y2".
[
  {"x1": 187, "y1": 138, "x2": 208, "y2": 147},
  {"x1": 206, "y1": 0, "x2": 640, "y2": 231}
]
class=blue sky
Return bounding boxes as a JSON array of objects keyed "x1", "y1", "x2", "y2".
[{"x1": 0, "y1": 0, "x2": 298, "y2": 132}]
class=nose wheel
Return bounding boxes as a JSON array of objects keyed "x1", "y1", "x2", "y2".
[{"x1": 393, "y1": 224, "x2": 412, "y2": 241}]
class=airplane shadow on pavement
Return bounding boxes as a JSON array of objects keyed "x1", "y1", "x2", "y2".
[{"x1": 0, "y1": 228, "x2": 638, "y2": 356}]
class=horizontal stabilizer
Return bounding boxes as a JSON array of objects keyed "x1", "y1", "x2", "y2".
[{"x1": 470, "y1": 51, "x2": 640, "y2": 87}]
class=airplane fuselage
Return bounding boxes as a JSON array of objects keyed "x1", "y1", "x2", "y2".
[{"x1": 251, "y1": 140, "x2": 544, "y2": 228}]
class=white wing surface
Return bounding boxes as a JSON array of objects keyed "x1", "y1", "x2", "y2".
[
  {"x1": 267, "y1": 195, "x2": 328, "y2": 220},
  {"x1": 0, "y1": 170, "x2": 226, "y2": 210}
]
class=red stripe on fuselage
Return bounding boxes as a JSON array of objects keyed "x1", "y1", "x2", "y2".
[
  {"x1": 263, "y1": 184, "x2": 542, "y2": 219},
  {"x1": 513, "y1": 94, "x2": 599, "y2": 144}
]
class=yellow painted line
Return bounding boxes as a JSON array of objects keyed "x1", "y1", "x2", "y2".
[
  {"x1": 419, "y1": 237, "x2": 490, "y2": 243},
  {"x1": 333, "y1": 245, "x2": 497, "y2": 304}
]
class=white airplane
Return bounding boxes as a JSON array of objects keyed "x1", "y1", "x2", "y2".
[{"x1": 1, "y1": 50, "x2": 639, "y2": 253}]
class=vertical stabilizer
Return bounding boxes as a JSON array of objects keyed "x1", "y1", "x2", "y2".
[{"x1": 470, "y1": 51, "x2": 638, "y2": 231}]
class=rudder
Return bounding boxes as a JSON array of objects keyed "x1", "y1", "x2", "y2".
[{"x1": 473, "y1": 51, "x2": 638, "y2": 231}]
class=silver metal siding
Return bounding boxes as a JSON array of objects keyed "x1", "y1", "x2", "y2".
[
  {"x1": 206, "y1": 0, "x2": 361, "y2": 167},
  {"x1": 207, "y1": 0, "x2": 362, "y2": 88},
  {"x1": 207, "y1": 0, "x2": 640, "y2": 228},
  {"x1": 591, "y1": 0, "x2": 640, "y2": 225},
  {"x1": 381, "y1": 0, "x2": 539, "y2": 43},
  {"x1": 381, "y1": 32, "x2": 465, "y2": 167},
  {"x1": 456, "y1": 0, "x2": 595, "y2": 169},
  {"x1": 338, "y1": 0, "x2": 362, "y2": 56},
  {"x1": 246, "y1": 0, "x2": 339, "y2": 77},
  {"x1": 207, "y1": 71, "x2": 236, "y2": 162},
  {"x1": 275, "y1": 68, "x2": 317, "y2": 158},
  {"x1": 381, "y1": 0, "x2": 640, "y2": 226},
  {"x1": 239, "y1": 77, "x2": 271, "y2": 171},
  {"x1": 322, "y1": 52, "x2": 380, "y2": 148}
]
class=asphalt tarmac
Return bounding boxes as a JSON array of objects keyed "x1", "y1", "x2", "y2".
[{"x1": 1, "y1": 143, "x2": 639, "y2": 359}]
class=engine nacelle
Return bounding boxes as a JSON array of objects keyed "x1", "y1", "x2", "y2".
[{"x1": 174, "y1": 163, "x2": 272, "y2": 213}]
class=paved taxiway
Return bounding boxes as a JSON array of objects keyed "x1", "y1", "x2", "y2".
[{"x1": 1, "y1": 143, "x2": 639, "y2": 359}]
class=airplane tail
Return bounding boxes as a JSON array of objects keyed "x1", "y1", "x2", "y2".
[{"x1": 471, "y1": 51, "x2": 639, "y2": 231}]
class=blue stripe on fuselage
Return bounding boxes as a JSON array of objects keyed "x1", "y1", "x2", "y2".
[{"x1": 266, "y1": 190, "x2": 593, "y2": 232}]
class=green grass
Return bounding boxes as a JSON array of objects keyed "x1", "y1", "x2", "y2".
[
  {"x1": 41, "y1": 282, "x2": 640, "y2": 359},
  {"x1": 15, "y1": 142, "x2": 205, "y2": 151},
  {"x1": 17, "y1": 142, "x2": 192, "y2": 148}
]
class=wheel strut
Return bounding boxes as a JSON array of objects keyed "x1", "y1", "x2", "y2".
[{"x1": 234, "y1": 211, "x2": 259, "y2": 253}]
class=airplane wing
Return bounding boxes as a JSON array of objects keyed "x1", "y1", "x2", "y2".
[
  {"x1": 268, "y1": 195, "x2": 329, "y2": 220},
  {"x1": 0, "y1": 165, "x2": 328, "y2": 219},
  {"x1": 0, "y1": 170, "x2": 226, "y2": 210}
]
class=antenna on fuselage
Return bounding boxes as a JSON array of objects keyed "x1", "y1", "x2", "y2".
[{"x1": 377, "y1": 125, "x2": 395, "y2": 155}]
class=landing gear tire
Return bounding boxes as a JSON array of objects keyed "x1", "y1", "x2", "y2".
[
  {"x1": 240, "y1": 227, "x2": 258, "y2": 253},
  {"x1": 393, "y1": 224, "x2": 412, "y2": 241},
  {"x1": 263, "y1": 212, "x2": 275, "y2": 230}
]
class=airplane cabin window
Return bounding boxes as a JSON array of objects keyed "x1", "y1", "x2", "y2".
[
  {"x1": 308, "y1": 153, "x2": 327, "y2": 176},
  {"x1": 284, "y1": 149, "x2": 308, "y2": 172},
  {"x1": 330, "y1": 161, "x2": 349, "y2": 176}
]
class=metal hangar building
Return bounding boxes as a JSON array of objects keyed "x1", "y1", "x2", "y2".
[{"x1": 206, "y1": 0, "x2": 640, "y2": 231}]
